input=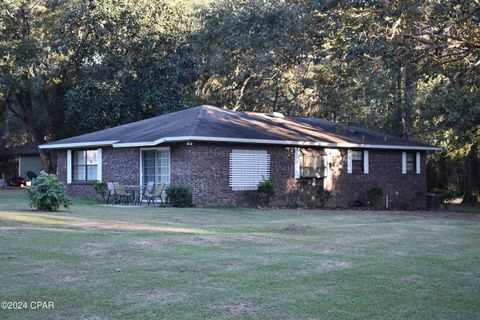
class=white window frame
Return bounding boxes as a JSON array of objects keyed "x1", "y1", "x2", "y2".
[
  {"x1": 347, "y1": 149, "x2": 353, "y2": 174},
  {"x1": 229, "y1": 149, "x2": 270, "y2": 191},
  {"x1": 295, "y1": 148, "x2": 328, "y2": 179},
  {"x1": 97, "y1": 148, "x2": 103, "y2": 181},
  {"x1": 416, "y1": 152, "x2": 421, "y2": 174},
  {"x1": 67, "y1": 150, "x2": 72, "y2": 184},
  {"x1": 402, "y1": 151, "x2": 419, "y2": 174},
  {"x1": 294, "y1": 148, "x2": 301, "y2": 179},
  {"x1": 68, "y1": 149, "x2": 101, "y2": 182},
  {"x1": 139, "y1": 147, "x2": 171, "y2": 187},
  {"x1": 347, "y1": 149, "x2": 368, "y2": 174}
]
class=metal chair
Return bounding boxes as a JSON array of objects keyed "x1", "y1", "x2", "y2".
[
  {"x1": 141, "y1": 182, "x2": 155, "y2": 204},
  {"x1": 145, "y1": 183, "x2": 166, "y2": 206},
  {"x1": 115, "y1": 183, "x2": 134, "y2": 205},
  {"x1": 106, "y1": 182, "x2": 117, "y2": 204}
]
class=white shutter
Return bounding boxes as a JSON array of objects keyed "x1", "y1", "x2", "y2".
[
  {"x1": 347, "y1": 149, "x2": 353, "y2": 174},
  {"x1": 66, "y1": 150, "x2": 72, "y2": 184},
  {"x1": 363, "y1": 150, "x2": 369, "y2": 174},
  {"x1": 402, "y1": 152, "x2": 407, "y2": 174},
  {"x1": 294, "y1": 148, "x2": 301, "y2": 179},
  {"x1": 416, "y1": 152, "x2": 421, "y2": 174},
  {"x1": 97, "y1": 148, "x2": 103, "y2": 181},
  {"x1": 229, "y1": 150, "x2": 270, "y2": 191}
]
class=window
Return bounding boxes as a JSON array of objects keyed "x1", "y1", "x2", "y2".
[
  {"x1": 300, "y1": 149, "x2": 327, "y2": 178},
  {"x1": 73, "y1": 150, "x2": 97, "y2": 181},
  {"x1": 230, "y1": 149, "x2": 270, "y2": 191},
  {"x1": 351, "y1": 150, "x2": 363, "y2": 173},
  {"x1": 141, "y1": 149, "x2": 170, "y2": 187},
  {"x1": 406, "y1": 152, "x2": 416, "y2": 173}
]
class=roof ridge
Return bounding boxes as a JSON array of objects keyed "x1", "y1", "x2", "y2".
[{"x1": 188, "y1": 105, "x2": 206, "y2": 136}]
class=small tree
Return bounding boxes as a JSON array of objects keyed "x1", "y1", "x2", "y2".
[
  {"x1": 257, "y1": 179, "x2": 275, "y2": 207},
  {"x1": 26, "y1": 173, "x2": 71, "y2": 211}
]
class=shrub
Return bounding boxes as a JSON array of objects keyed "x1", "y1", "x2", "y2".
[
  {"x1": 367, "y1": 187, "x2": 384, "y2": 208},
  {"x1": 410, "y1": 191, "x2": 424, "y2": 209},
  {"x1": 26, "y1": 172, "x2": 71, "y2": 211},
  {"x1": 92, "y1": 181, "x2": 107, "y2": 199},
  {"x1": 316, "y1": 189, "x2": 331, "y2": 208},
  {"x1": 257, "y1": 179, "x2": 275, "y2": 206},
  {"x1": 165, "y1": 185, "x2": 193, "y2": 207},
  {"x1": 432, "y1": 188, "x2": 454, "y2": 209}
]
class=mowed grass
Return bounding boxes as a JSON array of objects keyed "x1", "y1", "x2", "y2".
[{"x1": 1, "y1": 189, "x2": 479, "y2": 320}]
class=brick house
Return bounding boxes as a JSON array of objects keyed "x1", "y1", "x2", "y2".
[{"x1": 40, "y1": 105, "x2": 440, "y2": 208}]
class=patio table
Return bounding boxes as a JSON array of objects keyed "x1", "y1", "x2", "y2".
[{"x1": 124, "y1": 185, "x2": 146, "y2": 205}]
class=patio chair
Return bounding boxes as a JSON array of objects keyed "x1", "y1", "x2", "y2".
[
  {"x1": 115, "y1": 183, "x2": 134, "y2": 205},
  {"x1": 145, "y1": 183, "x2": 166, "y2": 206},
  {"x1": 141, "y1": 181, "x2": 155, "y2": 203},
  {"x1": 106, "y1": 182, "x2": 117, "y2": 205}
]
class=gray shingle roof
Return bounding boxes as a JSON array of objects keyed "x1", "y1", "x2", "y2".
[{"x1": 40, "y1": 105, "x2": 440, "y2": 150}]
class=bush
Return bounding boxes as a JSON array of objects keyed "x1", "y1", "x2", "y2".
[
  {"x1": 367, "y1": 187, "x2": 384, "y2": 208},
  {"x1": 316, "y1": 189, "x2": 331, "y2": 208},
  {"x1": 26, "y1": 172, "x2": 71, "y2": 211},
  {"x1": 432, "y1": 188, "x2": 454, "y2": 209},
  {"x1": 92, "y1": 181, "x2": 107, "y2": 199},
  {"x1": 165, "y1": 185, "x2": 193, "y2": 207},
  {"x1": 257, "y1": 179, "x2": 275, "y2": 206}
]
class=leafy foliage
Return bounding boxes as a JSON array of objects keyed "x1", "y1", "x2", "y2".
[
  {"x1": 432, "y1": 188, "x2": 455, "y2": 210},
  {"x1": 62, "y1": 0, "x2": 199, "y2": 134},
  {"x1": 315, "y1": 189, "x2": 331, "y2": 208},
  {"x1": 257, "y1": 179, "x2": 275, "y2": 207},
  {"x1": 367, "y1": 188, "x2": 384, "y2": 208},
  {"x1": 92, "y1": 181, "x2": 107, "y2": 199},
  {"x1": 1, "y1": 0, "x2": 478, "y2": 204},
  {"x1": 26, "y1": 172, "x2": 71, "y2": 211},
  {"x1": 165, "y1": 185, "x2": 193, "y2": 207}
]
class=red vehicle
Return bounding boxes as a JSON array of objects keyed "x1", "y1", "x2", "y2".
[{"x1": 8, "y1": 176, "x2": 27, "y2": 187}]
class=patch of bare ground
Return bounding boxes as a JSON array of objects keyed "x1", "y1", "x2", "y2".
[
  {"x1": 397, "y1": 275, "x2": 423, "y2": 283},
  {"x1": 131, "y1": 289, "x2": 182, "y2": 304},
  {"x1": 307, "y1": 247, "x2": 340, "y2": 254},
  {"x1": 225, "y1": 262, "x2": 243, "y2": 270},
  {"x1": 216, "y1": 301, "x2": 253, "y2": 316},
  {"x1": 80, "y1": 243, "x2": 112, "y2": 257},
  {"x1": 280, "y1": 224, "x2": 317, "y2": 233},
  {"x1": 59, "y1": 271, "x2": 86, "y2": 283},
  {"x1": 296, "y1": 260, "x2": 352, "y2": 276},
  {"x1": 130, "y1": 234, "x2": 270, "y2": 248}
]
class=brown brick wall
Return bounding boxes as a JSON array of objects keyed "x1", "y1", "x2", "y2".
[
  {"x1": 323, "y1": 149, "x2": 427, "y2": 209},
  {"x1": 56, "y1": 148, "x2": 140, "y2": 198},
  {"x1": 56, "y1": 143, "x2": 427, "y2": 208},
  {"x1": 175, "y1": 143, "x2": 426, "y2": 208}
]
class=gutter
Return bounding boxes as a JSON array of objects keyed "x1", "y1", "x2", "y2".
[{"x1": 39, "y1": 136, "x2": 442, "y2": 151}]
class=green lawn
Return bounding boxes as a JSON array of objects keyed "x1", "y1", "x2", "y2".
[{"x1": 1, "y1": 189, "x2": 479, "y2": 320}]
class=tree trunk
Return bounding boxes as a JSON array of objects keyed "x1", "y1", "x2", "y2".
[
  {"x1": 403, "y1": 62, "x2": 416, "y2": 140},
  {"x1": 393, "y1": 65, "x2": 404, "y2": 137},
  {"x1": 15, "y1": 91, "x2": 53, "y2": 172},
  {"x1": 462, "y1": 143, "x2": 479, "y2": 205}
]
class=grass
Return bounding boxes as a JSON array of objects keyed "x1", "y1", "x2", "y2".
[{"x1": 1, "y1": 189, "x2": 479, "y2": 319}]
